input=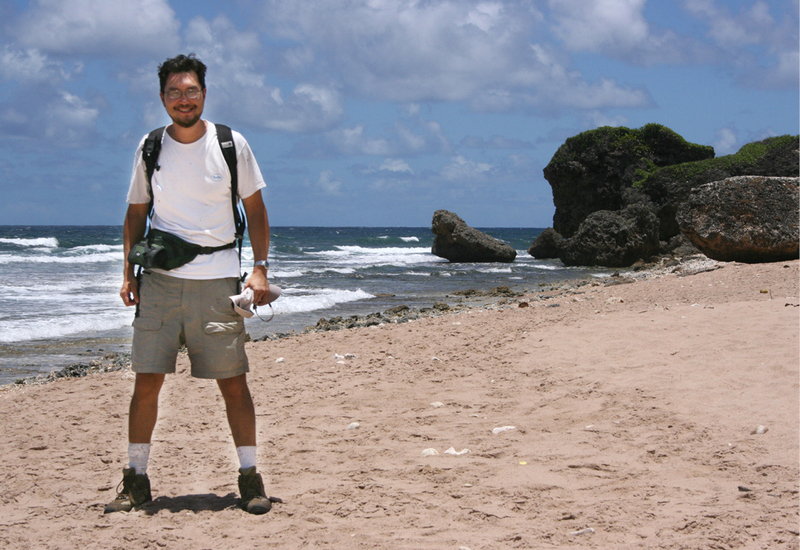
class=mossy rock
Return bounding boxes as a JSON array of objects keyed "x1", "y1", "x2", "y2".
[
  {"x1": 543, "y1": 124, "x2": 713, "y2": 238},
  {"x1": 640, "y1": 135, "x2": 799, "y2": 239}
]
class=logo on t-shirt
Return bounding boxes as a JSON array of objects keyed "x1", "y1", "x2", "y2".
[{"x1": 211, "y1": 174, "x2": 223, "y2": 182}]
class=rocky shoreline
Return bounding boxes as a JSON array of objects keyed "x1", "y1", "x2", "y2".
[{"x1": 4, "y1": 254, "x2": 721, "y2": 390}]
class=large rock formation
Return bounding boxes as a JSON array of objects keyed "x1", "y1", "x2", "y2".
[
  {"x1": 676, "y1": 176, "x2": 799, "y2": 263},
  {"x1": 543, "y1": 124, "x2": 713, "y2": 238},
  {"x1": 641, "y1": 135, "x2": 799, "y2": 240},
  {"x1": 558, "y1": 204, "x2": 661, "y2": 267},
  {"x1": 431, "y1": 210, "x2": 516, "y2": 263}
]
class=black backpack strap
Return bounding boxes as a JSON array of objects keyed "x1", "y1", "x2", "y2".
[
  {"x1": 142, "y1": 126, "x2": 165, "y2": 219},
  {"x1": 215, "y1": 124, "x2": 246, "y2": 261}
]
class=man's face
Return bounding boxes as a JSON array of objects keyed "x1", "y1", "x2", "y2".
[{"x1": 160, "y1": 71, "x2": 205, "y2": 129}]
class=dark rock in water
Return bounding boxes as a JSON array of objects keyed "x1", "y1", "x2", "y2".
[
  {"x1": 677, "y1": 176, "x2": 799, "y2": 263},
  {"x1": 528, "y1": 227, "x2": 563, "y2": 259},
  {"x1": 431, "y1": 210, "x2": 516, "y2": 263},
  {"x1": 641, "y1": 135, "x2": 799, "y2": 240},
  {"x1": 559, "y1": 204, "x2": 661, "y2": 267},
  {"x1": 543, "y1": 124, "x2": 713, "y2": 238}
]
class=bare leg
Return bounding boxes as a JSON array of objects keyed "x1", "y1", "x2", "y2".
[
  {"x1": 128, "y1": 373, "x2": 166, "y2": 444},
  {"x1": 217, "y1": 374, "x2": 256, "y2": 447}
]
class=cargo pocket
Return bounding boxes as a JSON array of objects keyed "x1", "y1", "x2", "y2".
[{"x1": 203, "y1": 319, "x2": 244, "y2": 335}]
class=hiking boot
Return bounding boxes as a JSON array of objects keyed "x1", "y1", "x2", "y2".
[
  {"x1": 104, "y1": 468, "x2": 152, "y2": 514},
  {"x1": 238, "y1": 467, "x2": 272, "y2": 514}
]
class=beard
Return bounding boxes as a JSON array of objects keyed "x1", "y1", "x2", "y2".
[{"x1": 172, "y1": 112, "x2": 202, "y2": 128}]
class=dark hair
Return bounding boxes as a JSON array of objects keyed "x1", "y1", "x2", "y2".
[{"x1": 158, "y1": 54, "x2": 207, "y2": 93}]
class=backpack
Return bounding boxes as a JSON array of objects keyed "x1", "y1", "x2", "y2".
[{"x1": 141, "y1": 124, "x2": 246, "y2": 260}]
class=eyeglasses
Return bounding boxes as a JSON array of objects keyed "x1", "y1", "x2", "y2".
[{"x1": 165, "y1": 88, "x2": 202, "y2": 100}]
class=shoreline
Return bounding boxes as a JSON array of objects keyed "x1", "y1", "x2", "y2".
[
  {"x1": 3, "y1": 255, "x2": 724, "y2": 390},
  {"x1": 0, "y1": 258, "x2": 796, "y2": 549}
]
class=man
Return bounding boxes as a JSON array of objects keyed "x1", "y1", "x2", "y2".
[{"x1": 107, "y1": 54, "x2": 272, "y2": 515}]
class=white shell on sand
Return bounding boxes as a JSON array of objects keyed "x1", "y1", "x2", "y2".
[
  {"x1": 492, "y1": 426, "x2": 516, "y2": 434},
  {"x1": 421, "y1": 448, "x2": 439, "y2": 456},
  {"x1": 275, "y1": 357, "x2": 285, "y2": 363},
  {"x1": 346, "y1": 422, "x2": 360, "y2": 430},
  {"x1": 751, "y1": 425, "x2": 769, "y2": 435},
  {"x1": 444, "y1": 447, "x2": 471, "y2": 456},
  {"x1": 570, "y1": 528, "x2": 595, "y2": 536},
  {"x1": 430, "y1": 402, "x2": 444, "y2": 408}
]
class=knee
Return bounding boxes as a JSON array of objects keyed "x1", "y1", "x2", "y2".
[
  {"x1": 217, "y1": 375, "x2": 251, "y2": 402},
  {"x1": 133, "y1": 374, "x2": 165, "y2": 401}
]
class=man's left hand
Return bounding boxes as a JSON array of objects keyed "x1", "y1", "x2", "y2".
[{"x1": 244, "y1": 268, "x2": 270, "y2": 306}]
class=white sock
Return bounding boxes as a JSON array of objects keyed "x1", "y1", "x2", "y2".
[
  {"x1": 236, "y1": 446, "x2": 257, "y2": 471},
  {"x1": 128, "y1": 443, "x2": 151, "y2": 475}
]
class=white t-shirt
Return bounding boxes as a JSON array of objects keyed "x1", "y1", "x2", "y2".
[{"x1": 127, "y1": 122, "x2": 266, "y2": 280}]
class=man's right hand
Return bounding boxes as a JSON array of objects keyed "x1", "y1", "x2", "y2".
[{"x1": 121, "y1": 277, "x2": 139, "y2": 306}]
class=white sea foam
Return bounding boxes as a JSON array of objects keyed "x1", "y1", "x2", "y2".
[
  {"x1": 0, "y1": 309, "x2": 134, "y2": 343},
  {"x1": 0, "y1": 237, "x2": 59, "y2": 248},
  {"x1": 268, "y1": 288, "x2": 374, "y2": 315},
  {"x1": 315, "y1": 246, "x2": 434, "y2": 267},
  {"x1": 0, "y1": 252, "x2": 121, "y2": 264}
]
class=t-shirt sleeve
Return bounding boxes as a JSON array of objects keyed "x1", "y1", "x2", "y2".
[
  {"x1": 126, "y1": 135, "x2": 152, "y2": 205},
  {"x1": 233, "y1": 131, "x2": 266, "y2": 200}
]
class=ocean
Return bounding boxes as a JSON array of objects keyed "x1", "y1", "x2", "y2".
[{"x1": 0, "y1": 225, "x2": 610, "y2": 386}]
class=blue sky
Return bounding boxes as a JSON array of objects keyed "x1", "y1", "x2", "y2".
[{"x1": 0, "y1": 0, "x2": 797, "y2": 228}]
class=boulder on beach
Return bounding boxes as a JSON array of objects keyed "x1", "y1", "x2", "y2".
[
  {"x1": 527, "y1": 227, "x2": 563, "y2": 259},
  {"x1": 640, "y1": 135, "x2": 800, "y2": 240},
  {"x1": 558, "y1": 204, "x2": 661, "y2": 267},
  {"x1": 677, "y1": 176, "x2": 800, "y2": 263},
  {"x1": 431, "y1": 210, "x2": 516, "y2": 263}
]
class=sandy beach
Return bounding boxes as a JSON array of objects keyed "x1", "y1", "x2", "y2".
[{"x1": 1, "y1": 259, "x2": 797, "y2": 550}]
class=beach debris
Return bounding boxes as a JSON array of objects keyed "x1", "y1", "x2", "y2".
[
  {"x1": 751, "y1": 425, "x2": 769, "y2": 435},
  {"x1": 431, "y1": 356, "x2": 440, "y2": 362},
  {"x1": 333, "y1": 353, "x2": 345, "y2": 360},
  {"x1": 492, "y1": 426, "x2": 516, "y2": 434},
  {"x1": 430, "y1": 402, "x2": 444, "y2": 408},
  {"x1": 345, "y1": 353, "x2": 357, "y2": 359},
  {"x1": 570, "y1": 528, "x2": 595, "y2": 536},
  {"x1": 444, "y1": 447, "x2": 471, "y2": 456},
  {"x1": 275, "y1": 357, "x2": 285, "y2": 363},
  {"x1": 738, "y1": 486, "x2": 753, "y2": 492},
  {"x1": 346, "y1": 422, "x2": 360, "y2": 430},
  {"x1": 421, "y1": 448, "x2": 439, "y2": 457}
]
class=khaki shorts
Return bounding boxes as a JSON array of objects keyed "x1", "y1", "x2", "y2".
[{"x1": 131, "y1": 271, "x2": 249, "y2": 379}]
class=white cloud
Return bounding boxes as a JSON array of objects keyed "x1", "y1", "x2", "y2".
[
  {"x1": 317, "y1": 170, "x2": 343, "y2": 194},
  {"x1": 14, "y1": 0, "x2": 180, "y2": 55},
  {"x1": 548, "y1": 0, "x2": 649, "y2": 52},
  {"x1": 0, "y1": 47, "x2": 64, "y2": 83},
  {"x1": 440, "y1": 155, "x2": 493, "y2": 181},
  {"x1": 713, "y1": 126, "x2": 739, "y2": 155},
  {"x1": 460, "y1": 135, "x2": 534, "y2": 149},
  {"x1": 256, "y1": 0, "x2": 651, "y2": 113},
  {"x1": 291, "y1": 115, "x2": 453, "y2": 158},
  {"x1": 379, "y1": 159, "x2": 413, "y2": 173},
  {"x1": 185, "y1": 16, "x2": 344, "y2": 133},
  {"x1": 683, "y1": 0, "x2": 798, "y2": 88},
  {"x1": 0, "y1": 89, "x2": 99, "y2": 147}
]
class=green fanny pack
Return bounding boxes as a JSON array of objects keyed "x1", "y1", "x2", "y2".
[{"x1": 128, "y1": 229, "x2": 236, "y2": 270}]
